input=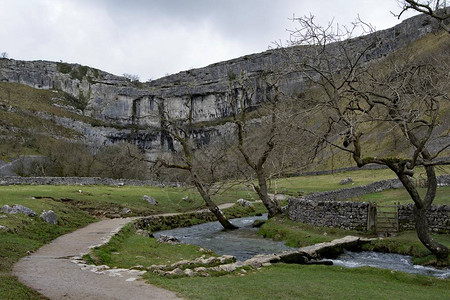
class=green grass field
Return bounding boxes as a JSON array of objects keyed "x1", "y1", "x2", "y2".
[
  {"x1": 84, "y1": 216, "x2": 449, "y2": 300},
  {"x1": 355, "y1": 186, "x2": 450, "y2": 205},
  {"x1": 1, "y1": 165, "x2": 449, "y2": 299},
  {"x1": 145, "y1": 264, "x2": 449, "y2": 300}
]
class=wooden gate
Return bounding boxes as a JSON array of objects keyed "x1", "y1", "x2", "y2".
[{"x1": 375, "y1": 203, "x2": 399, "y2": 236}]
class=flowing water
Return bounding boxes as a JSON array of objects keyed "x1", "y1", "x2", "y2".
[
  {"x1": 154, "y1": 215, "x2": 449, "y2": 278},
  {"x1": 154, "y1": 214, "x2": 294, "y2": 261},
  {"x1": 331, "y1": 250, "x2": 450, "y2": 279}
]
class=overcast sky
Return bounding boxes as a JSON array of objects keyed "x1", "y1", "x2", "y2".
[{"x1": 0, "y1": 0, "x2": 418, "y2": 81}]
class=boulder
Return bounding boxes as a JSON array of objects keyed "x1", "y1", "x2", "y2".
[
  {"x1": 143, "y1": 195, "x2": 158, "y2": 205},
  {"x1": 40, "y1": 210, "x2": 58, "y2": 224},
  {"x1": 340, "y1": 177, "x2": 354, "y2": 185},
  {"x1": 182, "y1": 196, "x2": 191, "y2": 202},
  {"x1": 0, "y1": 225, "x2": 9, "y2": 232},
  {"x1": 1, "y1": 204, "x2": 37, "y2": 217}
]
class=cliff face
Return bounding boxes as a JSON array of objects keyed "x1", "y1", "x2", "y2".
[{"x1": 0, "y1": 14, "x2": 437, "y2": 153}]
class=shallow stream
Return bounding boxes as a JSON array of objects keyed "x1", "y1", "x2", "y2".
[
  {"x1": 154, "y1": 214, "x2": 293, "y2": 261},
  {"x1": 154, "y1": 215, "x2": 449, "y2": 278}
]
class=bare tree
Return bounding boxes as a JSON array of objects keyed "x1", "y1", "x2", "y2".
[
  {"x1": 227, "y1": 71, "x2": 307, "y2": 217},
  {"x1": 395, "y1": 0, "x2": 449, "y2": 33},
  {"x1": 285, "y1": 14, "x2": 449, "y2": 258},
  {"x1": 153, "y1": 98, "x2": 238, "y2": 230}
]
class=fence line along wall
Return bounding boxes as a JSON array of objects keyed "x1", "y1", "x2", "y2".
[
  {"x1": 0, "y1": 176, "x2": 180, "y2": 187},
  {"x1": 287, "y1": 175, "x2": 450, "y2": 233}
]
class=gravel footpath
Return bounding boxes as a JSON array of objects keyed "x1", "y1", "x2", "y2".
[{"x1": 13, "y1": 217, "x2": 182, "y2": 300}]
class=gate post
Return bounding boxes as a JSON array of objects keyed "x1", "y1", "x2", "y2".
[{"x1": 367, "y1": 202, "x2": 377, "y2": 233}]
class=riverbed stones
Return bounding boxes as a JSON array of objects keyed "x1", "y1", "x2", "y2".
[
  {"x1": 1, "y1": 204, "x2": 37, "y2": 217},
  {"x1": 143, "y1": 195, "x2": 158, "y2": 205},
  {"x1": 40, "y1": 210, "x2": 58, "y2": 224}
]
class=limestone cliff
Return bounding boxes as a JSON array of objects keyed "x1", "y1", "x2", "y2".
[{"x1": 0, "y1": 13, "x2": 438, "y2": 154}]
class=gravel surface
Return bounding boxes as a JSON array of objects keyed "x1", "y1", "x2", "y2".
[{"x1": 13, "y1": 217, "x2": 182, "y2": 300}]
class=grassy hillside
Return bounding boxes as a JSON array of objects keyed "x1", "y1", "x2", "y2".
[{"x1": 0, "y1": 82, "x2": 105, "y2": 160}]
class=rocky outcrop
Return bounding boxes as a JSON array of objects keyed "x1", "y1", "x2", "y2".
[{"x1": 0, "y1": 14, "x2": 438, "y2": 154}]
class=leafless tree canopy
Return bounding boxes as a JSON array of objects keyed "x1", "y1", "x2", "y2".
[
  {"x1": 395, "y1": 0, "x2": 450, "y2": 33},
  {"x1": 282, "y1": 13, "x2": 449, "y2": 258}
]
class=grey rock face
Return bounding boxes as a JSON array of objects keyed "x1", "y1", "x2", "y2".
[
  {"x1": 143, "y1": 195, "x2": 158, "y2": 205},
  {"x1": 1, "y1": 204, "x2": 37, "y2": 217},
  {"x1": 40, "y1": 210, "x2": 58, "y2": 224},
  {"x1": 0, "y1": 14, "x2": 438, "y2": 155}
]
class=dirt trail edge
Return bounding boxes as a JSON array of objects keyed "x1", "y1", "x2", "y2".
[{"x1": 12, "y1": 203, "x2": 240, "y2": 300}]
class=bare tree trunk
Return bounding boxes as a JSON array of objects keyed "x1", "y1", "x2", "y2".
[
  {"x1": 255, "y1": 169, "x2": 282, "y2": 218},
  {"x1": 396, "y1": 166, "x2": 448, "y2": 259},
  {"x1": 413, "y1": 206, "x2": 449, "y2": 259},
  {"x1": 192, "y1": 173, "x2": 237, "y2": 230}
]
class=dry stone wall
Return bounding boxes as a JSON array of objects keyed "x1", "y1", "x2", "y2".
[
  {"x1": 288, "y1": 175, "x2": 450, "y2": 232},
  {"x1": 288, "y1": 200, "x2": 370, "y2": 231},
  {"x1": 0, "y1": 176, "x2": 178, "y2": 187},
  {"x1": 398, "y1": 204, "x2": 449, "y2": 233}
]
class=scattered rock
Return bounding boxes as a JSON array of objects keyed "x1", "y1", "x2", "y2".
[
  {"x1": 269, "y1": 194, "x2": 286, "y2": 201},
  {"x1": 171, "y1": 260, "x2": 191, "y2": 268},
  {"x1": 215, "y1": 264, "x2": 237, "y2": 272},
  {"x1": 78, "y1": 190, "x2": 83, "y2": 193},
  {"x1": 135, "y1": 229, "x2": 153, "y2": 238},
  {"x1": 182, "y1": 196, "x2": 191, "y2": 202},
  {"x1": 194, "y1": 267, "x2": 207, "y2": 272},
  {"x1": 143, "y1": 195, "x2": 158, "y2": 205},
  {"x1": 40, "y1": 210, "x2": 58, "y2": 224},
  {"x1": 252, "y1": 220, "x2": 265, "y2": 228},
  {"x1": 121, "y1": 208, "x2": 131, "y2": 214},
  {"x1": 0, "y1": 225, "x2": 9, "y2": 231},
  {"x1": 1, "y1": 204, "x2": 37, "y2": 217},
  {"x1": 0, "y1": 214, "x2": 6, "y2": 218},
  {"x1": 219, "y1": 255, "x2": 236, "y2": 264},
  {"x1": 157, "y1": 235, "x2": 181, "y2": 244},
  {"x1": 339, "y1": 177, "x2": 353, "y2": 185},
  {"x1": 236, "y1": 199, "x2": 254, "y2": 207},
  {"x1": 184, "y1": 268, "x2": 195, "y2": 277},
  {"x1": 171, "y1": 268, "x2": 184, "y2": 276}
]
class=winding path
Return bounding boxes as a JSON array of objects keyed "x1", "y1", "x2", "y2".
[{"x1": 12, "y1": 203, "x2": 240, "y2": 299}]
